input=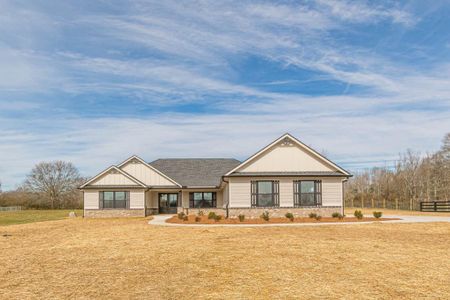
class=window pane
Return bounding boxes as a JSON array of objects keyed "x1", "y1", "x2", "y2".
[
  {"x1": 115, "y1": 200, "x2": 127, "y2": 208},
  {"x1": 300, "y1": 181, "x2": 315, "y2": 193},
  {"x1": 257, "y1": 194, "x2": 273, "y2": 207},
  {"x1": 103, "y1": 199, "x2": 114, "y2": 208},
  {"x1": 194, "y1": 193, "x2": 203, "y2": 200},
  {"x1": 301, "y1": 194, "x2": 315, "y2": 206},
  {"x1": 203, "y1": 192, "x2": 213, "y2": 200},
  {"x1": 104, "y1": 192, "x2": 114, "y2": 201},
  {"x1": 160, "y1": 194, "x2": 168, "y2": 207},
  {"x1": 168, "y1": 194, "x2": 178, "y2": 207},
  {"x1": 115, "y1": 192, "x2": 126, "y2": 201},
  {"x1": 258, "y1": 181, "x2": 273, "y2": 194}
]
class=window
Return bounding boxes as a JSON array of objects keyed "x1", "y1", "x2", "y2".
[
  {"x1": 100, "y1": 191, "x2": 129, "y2": 209},
  {"x1": 294, "y1": 180, "x2": 322, "y2": 207},
  {"x1": 251, "y1": 181, "x2": 279, "y2": 207},
  {"x1": 189, "y1": 192, "x2": 216, "y2": 208}
]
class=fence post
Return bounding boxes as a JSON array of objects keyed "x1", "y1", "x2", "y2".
[{"x1": 434, "y1": 201, "x2": 437, "y2": 212}]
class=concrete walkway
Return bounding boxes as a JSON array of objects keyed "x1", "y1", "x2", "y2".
[{"x1": 148, "y1": 214, "x2": 450, "y2": 228}]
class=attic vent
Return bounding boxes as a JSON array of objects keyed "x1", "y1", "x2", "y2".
[
  {"x1": 109, "y1": 169, "x2": 120, "y2": 174},
  {"x1": 130, "y1": 158, "x2": 140, "y2": 164},
  {"x1": 280, "y1": 137, "x2": 294, "y2": 147}
]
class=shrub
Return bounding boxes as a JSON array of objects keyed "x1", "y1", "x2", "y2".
[
  {"x1": 331, "y1": 212, "x2": 340, "y2": 218},
  {"x1": 260, "y1": 211, "x2": 270, "y2": 221},
  {"x1": 336, "y1": 213, "x2": 344, "y2": 220},
  {"x1": 309, "y1": 212, "x2": 317, "y2": 219},
  {"x1": 182, "y1": 215, "x2": 189, "y2": 221},
  {"x1": 315, "y1": 215, "x2": 322, "y2": 221},
  {"x1": 195, "y1": 216, "x2": 201, "y2": 222},
  {"x1": 354, "y1": 210, "x2": 363, "y2": 219},
  {"x1": 238, "y1": 214, "x2": 245, "y2": 222},
  {"x1": 177, "y1": 212, "x2": 185, "y2": 220},
  {"x1": 198, "y1": 210, "x2": 204, "y2": 216},
  {"x1": 285, "y1": 212, "x2": 294, "y2": 221},
  {"x1": 208, "y1": 212, "x2": 217, "y2": 220},
  {"x1": 373, "y1": 211, "x2": 383, "y2": 219},
  {"x1": 214, "y1": 215, "x2": 222, "y2": 222}
]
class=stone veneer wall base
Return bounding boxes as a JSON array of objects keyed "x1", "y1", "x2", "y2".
[{"x1": 84, "y1": 209, "x2": 145, "y2": 218}]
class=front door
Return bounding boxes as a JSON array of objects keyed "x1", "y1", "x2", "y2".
[{"x1": 158, "y1": 193, "x2": 178, "y2": 214}]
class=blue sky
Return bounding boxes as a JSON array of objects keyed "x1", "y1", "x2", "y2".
[{"x1": 1, "y1": 0, "x2": 450, "y2": 190}]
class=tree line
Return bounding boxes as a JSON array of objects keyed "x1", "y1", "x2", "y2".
[
  {"x1": 0, "y1": 161, "x2": 85, "y2": 209},
  {"x1": 345, "y1": 133, "x2": 450, "y2": 210}
]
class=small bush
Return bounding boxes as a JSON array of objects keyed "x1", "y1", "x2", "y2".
[
  {"x1": 331, "y1": 212, "x2": 340, "y2": 218},
  {"x1": 238, "y1": 214, "x2": 245, "y2": 222},
  {"x1": 207, "y1": 212, "x2": 217, "y2": 220},
  {"x1": 337, "y1": 213, "x2": 345, "y2": 220},
  {"x1": 214, "y1": 215, "x2": 222, "y2": 222},
  {"x1": 373, "y1": 211, "x2": 383, "y2": 219},
  {"x1": 198, "y1": 210, "x2": 204, "y2": 216},
  {"x1": 285, "y1": 212, "x2": 294, "y2": 221},
  {"x1": 260, "y1": 211, "x2": 270, "y2": 221},
  {"x1": 182, "y1": 215, "x2": 189, "y2": 221},
  {"x1": 195, "y1": 216, "x2": 201, "y2": 222},
  {"x1": 354, "y1": 210, "x2": 363, "y2": 219},
  {"x1": 315, "y1": 215, "x2": 322, "y2": 221},
  {"x1": 309, "y1": 212, "x2": 317, "y2": 219},
  {"x1": 177, "y1": 212, "x2": 185, "y2": 220}
]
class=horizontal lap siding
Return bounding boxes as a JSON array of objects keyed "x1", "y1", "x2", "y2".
[
  {"x1": 228, "y1": 177, "x2": 343, "y2": 208},
  {"x1": 130, "y1": 190, "x2": 145, "y2": 209},
  {"x1": 84, "y1": 190, "x2": 99, "y2": 209}
]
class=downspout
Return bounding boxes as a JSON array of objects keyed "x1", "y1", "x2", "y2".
[{"x1": 222, "y1": 176, "x2": 230, "y2": 219}]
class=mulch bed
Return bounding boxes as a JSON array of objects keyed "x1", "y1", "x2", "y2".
[{"x1": 166, "y1": 215, "x2": 399, "y2": 224}]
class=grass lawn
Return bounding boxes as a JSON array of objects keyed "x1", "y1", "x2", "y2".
[
  {"x1": 345, "y1": 207, "x2": 450, "y2": 217},
  {"x1": 1, "y1": 217, "x2": 449, "y2": 299},
  {"x1": 0, "y1": 209, "x2": 83, "y2": 226}
]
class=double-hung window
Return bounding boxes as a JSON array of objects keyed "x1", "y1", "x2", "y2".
[
  {"x1": 99, "y1": 191, "x2": 129, "y2": 209},
  {"x1": 294, "y1": 180, "x2": 322, "y2": 207},
  {"x1": 251, "y1": 181, "x2": 279, "y2": 207},
  {"x1": 189, "y1": 192, "x2": 216, "y2": 208}
]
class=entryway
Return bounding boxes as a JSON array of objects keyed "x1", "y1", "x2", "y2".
[{"x1": 158, "y1": 193, "x2": 178, "y2": 214}]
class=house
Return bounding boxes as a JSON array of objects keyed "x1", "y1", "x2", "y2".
[{"x1": 80, "y1": 133, "x2": 352, "y2": 218}]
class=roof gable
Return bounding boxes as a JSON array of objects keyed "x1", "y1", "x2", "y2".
[
  {"x1": 226, "y1": 134, "x2": 350, "y2": 176},
  {"x1": 118, "y1": 156, "x2": 180, "y2": 187},
  {"x1": 80, "y1": 166, "x2": 146, "y2": 188}
]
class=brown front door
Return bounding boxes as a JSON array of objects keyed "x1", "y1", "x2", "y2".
[{"x1": 158, "y1": 193, "x2": 178, "y2": 214}]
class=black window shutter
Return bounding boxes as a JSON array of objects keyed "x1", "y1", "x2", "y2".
[
  {"x1": 251, "y1": 181, "x2": 257, "y2": 207},
  {"x1": 99, "y1": 191, "x2": 104, "y2": 209},
  {"x1": 273, "y1": 181, "x2": 279, "y2": 207},
  {"x1": 189, "y1": 193, "x2": 194, "y2": 208},
  {"x1": 212, "y1": 192, "x2": 217, "y2": 208},
  {"x1": 126, "y1": 191, "x2": 130, "y2": 209}
]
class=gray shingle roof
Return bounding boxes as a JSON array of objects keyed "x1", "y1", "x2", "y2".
[
  {"x1": 149, "y1": 158, "x2": 241, "y2": 187},
  {"x1": 227, "y1": 171, "x2": 348, "y2": 177}
]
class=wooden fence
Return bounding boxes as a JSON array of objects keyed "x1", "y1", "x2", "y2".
[
  {"x1": 420, "y1": 201, "x2": 450, "y2": 212},
  {"x1": 0, "y1": 206, "x2": 22, "y2": 211}
]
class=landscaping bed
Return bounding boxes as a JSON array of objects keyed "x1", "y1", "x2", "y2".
[{"x1": 166, "y1": 215, "x2": 399, "y2": 224}]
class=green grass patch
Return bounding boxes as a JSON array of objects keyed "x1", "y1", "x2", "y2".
[{"x1": 0, "y1": 209, "x2": 83, "y2": 226}]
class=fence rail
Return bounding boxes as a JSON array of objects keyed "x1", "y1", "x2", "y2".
[
  {"x1": 420, "y1": 201, "x2": 450, "y2": 212},
  {"x1": 0, "y1": 206, "x2": 22, "y2": 211}
]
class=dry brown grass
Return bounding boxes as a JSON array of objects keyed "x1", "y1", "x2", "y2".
[{"x1": 1, "y1": 218, "x2": 450, "y2": 299}]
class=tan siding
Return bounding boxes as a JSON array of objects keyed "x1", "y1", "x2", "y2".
[
  {"x1": 238, "y1": 144, "x2": 335, "y2": 172},
  {"x1": 228, "y1": 177, "x2": 343, "y2": 208},
  {"x1": 130, "y1": 190, "x2": 145, "y2": 209},
  {"x1": 321, "y1": 178, "x2": 343, "y2": 206},
  {"x1": 90, "y1": 172, "x2": 138, "y2": 186},
  {"x1": 84, "y1": 190, "x2": 99, "y2": 209},
  {"x1": 120, "y1": 162, "x2": 176, "y2": 186}
]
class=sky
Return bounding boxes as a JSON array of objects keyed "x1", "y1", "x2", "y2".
[{"x1": 1, "y1": 0, "x2": 450, "y2": 190}]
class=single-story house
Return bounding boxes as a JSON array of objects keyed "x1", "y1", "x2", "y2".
[{"x1": 80, "y1": 133, "x2": 352, "y2": 218}]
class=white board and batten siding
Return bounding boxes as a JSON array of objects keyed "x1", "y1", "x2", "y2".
[
  {"x1": 228, "y1": 177, "x2": 343, "y2": 208},
  {"x1": 120, "y1": 161, "x2": 176, "y2": 186},
  {"x1": 89, "y1": 172, "x2": 139, "y2": 186}
]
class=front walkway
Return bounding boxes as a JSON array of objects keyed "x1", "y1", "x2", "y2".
[{"x1": 148, "y1": 214, "x2": 450, "y2": 227}]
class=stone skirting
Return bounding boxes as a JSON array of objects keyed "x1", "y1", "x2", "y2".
[
  {"x1": 178, "y1": 206, "x2": 342, "y2": 218},
  {"x1": 146, "y1": 208, "x2": 159, "y2": 216},
  {"x1": 84, "y1": 209, "x2": 145, "y2": 218}
]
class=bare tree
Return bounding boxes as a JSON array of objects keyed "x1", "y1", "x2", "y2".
[{"x1": 23, "y1": 161, "x2": 83, "y2": 209}]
